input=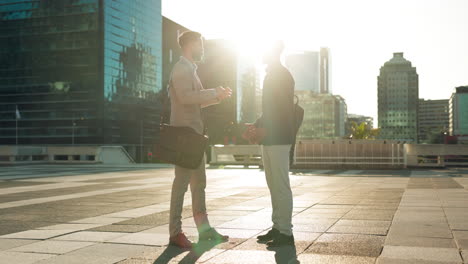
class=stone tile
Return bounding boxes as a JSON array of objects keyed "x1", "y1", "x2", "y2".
[
  {"x1": 0, "y1": 252, "x2": 55, "y2": 264},
  {"x1": 377, "y1": 258, "x2": 461, "y2": 264},
  {"x1": 0, "y1": 229, "x2": 75, "y2": 240},
  {"x1": 71, "y1": 216, "x2": 130, "y2": 224},
  {"x1": 333, "y1": 219, "x2": 392, "y2": 228},
  {"x1": 462, "y1": 250, "x2": 468, "y2": 264},
  {"x1": 234, "y1": 234, "x2": 314, "y2": 253},
  {"x1": 204, "y1": 249, "x2": 277, "y2": 264},
  {"x1": 449, "y1": 222, "x2": 468, "y2": 230},
  {"x1": 327, "y1": 225, "x2": 389, "y2": 235},
  {"x1": 216, "y1": 218, "x2": 272, "y2": 230},
  {"x1": 0, "y1": 239, "x2": 37, "y2": 251},
  {"x1": 52, "y1": 231, "x2": 126, "y2": 242},
  {"x1": 33, "y1": 243, "x2": 149, "y2": 264},
  {"x1": 208, "y1": 210, "x2": 253, "y2": 216},
  {"x1": 88, "y1": 224, "x2": 154, "y2": 233},
  {"x1": 379, "y1": 245, "x2": 462, "y2": 263},
  {"x1": 103, "y1": 208, "x2": 165, "y2": 218},
  {"x1": 456, "y1": 239, "x2": 468, "y2": 249},
  {"x1": 294, "y1": 222, "x2": 336, "y2": 233},
  {"x1": 387, "y1": 224, "x2": 453, "y2": 239},
  {"x1": 139, "y1": 225, "x2": 170, "y2": 234},
  {"x1": 305, "y1": 233, "x2": 385, "y2": 257},
  {"x1": 36, "y1": 223, "x2": 102, "y2": 231},
  {"x1": 115, "y1": 258, "x2": 159, "y2": 264},
  {"x1": 8, "y1": 240, "x2": 95, "y2": 254},
  {"x1": 343, "y1": 210, "x2": 395, "y2": 220},
  {"x1": 116, "y1": 245, "x2": 174, "y2": 261},
  {"x1": 107, "y1": 233, "x2": 168, "y2": 246},
  {"x1": 298, "y1": 253, "x2": 376, "y2": 264},
  {"x1": 453, "y1": 231, "x2": 468, "y2": 239},
  {"x1": 385, "y1": 235, "x2": 457, "y2": 248},
  {"x1": 212, "y1": 228, "x2": 263, "y2": 239}
]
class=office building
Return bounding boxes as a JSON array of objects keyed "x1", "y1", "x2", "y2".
[
  {"x1": 286, "y1": 47, "x2": 331, "y2": 94},
  {"x1": 449, "y1": 86, "x2": 468, "y2": 138},
  {"x1": 377, "y1": 52, "x2": 419, "y2": 142},
  {"x1": 197, "y1": 39, "x2": 258, "y2": 143},
  {"x1": 418, "y1": 99, "x2": 449, "y2": 143},
  {"x1": 295, "y1": 91, "x2": 347, "y2": 139},
  {"x1": 162, "y1": 16, "x2": 189, "y2": 91},
  {"x1": 0, "y1": 0, "x2": 162, "y2": 161}
]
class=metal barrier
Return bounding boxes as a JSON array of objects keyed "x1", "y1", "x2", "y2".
[
  {"x1": 405, "y1": 144, "x2": 468, "y2": 167},
  {"x1": 293, "y1": 139, "x2": 405, "y2": 169},
  {"x1": 0, "y1": 145, "x2": 135, "y2": 165},
  {"x1": 210, "y1": 140, "x2": 406, "y2": 169},
  {"x1": 210, "y1": 145, "x2": 262, "y2": 167}
]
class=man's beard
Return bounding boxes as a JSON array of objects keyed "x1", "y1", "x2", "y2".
[{"x1": 193, "y1": 51, "x2": 204, "y2": 62}]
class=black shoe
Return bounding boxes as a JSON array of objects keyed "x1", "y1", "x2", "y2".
[
  {"x1": 266, "y1": 233, "x2": 295, "y2": 247},
  {"x1": 257, "y1": 228, "x2": 280, "y2": 243}
]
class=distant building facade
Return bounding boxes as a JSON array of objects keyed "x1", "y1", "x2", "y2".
[
  {"x1": 0, "y1": 1, "x2": 163, "y2": 162},
  {"x1": 237, "y1": 62, "x2": 260, "y2": 124},
  {"x1": 449, "y1": 86, "x2": 468, "y2": 137},
  {"x1": 418, "y1": 99, "x2": 449, "y2": 143},
  {"x1": 378, "y1": 52, "x2": 419, "y2": 142},
  {"x1": 296, "y1": 91, "x2": 347, "y2": 139},
  {"x1": 162, "y1": 17, "x2": 189, "y2": 91},
  {"x1": 286, "y1": 47, "x2": 331, "y2": 94},
  {"x1": 197, "y1": 39, "x2": 258, "y2": 144},
  {"x1": 320, "y1": 47, "x2": 331, "y2": 94}
]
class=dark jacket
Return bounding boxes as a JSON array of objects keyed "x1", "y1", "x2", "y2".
[{"x1": 254, "y1": 63, "x2": 295, "y2": 145}]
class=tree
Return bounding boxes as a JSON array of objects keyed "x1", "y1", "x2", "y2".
[{"x1": 349, "y1": 121, "x2": 380, "y2": 139}]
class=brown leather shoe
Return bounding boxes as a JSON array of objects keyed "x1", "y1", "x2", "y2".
[{"x1": 169, "y1": 232, "x2": 193, "y2": 249}]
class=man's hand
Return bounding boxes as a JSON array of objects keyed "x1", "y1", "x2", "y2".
[
  {"x1": 215, "y1": 86, "x2": 232, "y2": 101},
  {"x1": 242, "y1": 123, "x2": 256, "y2": 140},
  {"x1": 242, "y1": 123, "x2": 265, "y2": 144}
]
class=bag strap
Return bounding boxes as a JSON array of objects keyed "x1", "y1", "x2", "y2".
[{"x1": 160, "y1": 70, "x2": 174, "y2": 126}]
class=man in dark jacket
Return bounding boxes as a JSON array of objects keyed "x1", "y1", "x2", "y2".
[{"x1": 248, "y1": 41, "x2": 296, "y2": 247}]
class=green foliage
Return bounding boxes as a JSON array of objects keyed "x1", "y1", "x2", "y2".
[{"x1": 349, "y1": 121, "x2": 380, "y2": 140}]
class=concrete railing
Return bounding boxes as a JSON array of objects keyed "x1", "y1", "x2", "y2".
[
  {"x1": 405, "y1": 144, "x2": 468, "y2": 168},
  {"x1": 0, "y1": 145, "x2": 135, "y2": 165},
  {"x1": 210, "y1": 141, "x2": 468, "y2": 169},
  {"x1": 210, "y1": 145, "x2": 262, "y2": 167},
  {"x1": 293, "y1": 139, "x2": 405, "y2": 169}
]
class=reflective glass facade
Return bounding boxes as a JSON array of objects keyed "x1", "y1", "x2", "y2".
[
  {"x1": 0, "y1": 0, "x2": 100, "y2": 144},
  {"x1": 0, "y1": 0, "x2": 162, "y2": 152},
  {"x1": 102, "y1": 0, "x2": 162, "y2": 146}
]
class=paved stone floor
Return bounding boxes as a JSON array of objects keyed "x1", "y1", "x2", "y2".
[{"x1": 0, "y1": 165, "x2": 468, "y2": 264}]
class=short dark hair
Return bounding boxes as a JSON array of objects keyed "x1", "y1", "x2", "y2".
[{"x1": 178, "y1": 31, "x2": 202, "y2": 48}]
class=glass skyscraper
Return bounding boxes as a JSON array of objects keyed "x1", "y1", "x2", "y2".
[{"x1": 0, "y1": 0, "x2": 162, "y2": 159}]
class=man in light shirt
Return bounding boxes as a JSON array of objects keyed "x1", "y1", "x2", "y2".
[{"x1": 168, "y1": 31, "x2": 232, "y2": 248}]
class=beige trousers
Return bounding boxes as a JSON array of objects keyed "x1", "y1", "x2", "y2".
[
  {"x1": 262, "y1": 145, "x2": 293, "y2": 236},
  {"x1": 169, "y1": 156, "x2": 211, "y2": 237}
]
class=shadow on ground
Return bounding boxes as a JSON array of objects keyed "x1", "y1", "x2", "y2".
[
  {"x1": 153, "y1": 240, "x2": 218, "y2": 264},
  {"x1": 268, "y1": 244, "x2": 300, "y2": 264}
]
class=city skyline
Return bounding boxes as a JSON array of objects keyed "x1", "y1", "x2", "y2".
[{"x1": 162, "y1": 0, "x2": 468, "y2": 124}]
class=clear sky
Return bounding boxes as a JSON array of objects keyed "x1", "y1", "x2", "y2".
[{"x1": 162, "y1": 0, "x2": 468, "y2": 126}]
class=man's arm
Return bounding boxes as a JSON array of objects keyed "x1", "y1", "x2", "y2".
[
  {"x1": 201, "y1": 95, "x2": 220, "y2": 108},
  {"x1": 172, "y1": 66, "x2": 219, "y2": 105},
  {"x1": 253, "y1": 114, "x2": 263, "y2": 128}
]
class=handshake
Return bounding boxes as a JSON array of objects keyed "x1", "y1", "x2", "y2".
[
  {"x1": 215, "y1": 86, "x2": 232, "y2": 101},
  {"x1": 242, "y1": 124, "x2": 266, "y2": 145}
]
